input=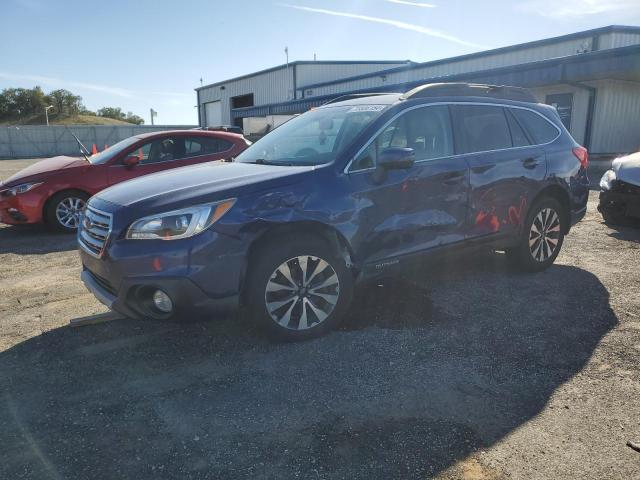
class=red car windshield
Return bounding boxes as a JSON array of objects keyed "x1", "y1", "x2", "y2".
[{"x1": 87, "y1": 137, "x2": 141, "y2": 165}]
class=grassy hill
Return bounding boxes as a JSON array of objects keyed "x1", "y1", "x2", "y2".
[{"x1": 0, "y1": 113, "x2": 133, "y2": 126}]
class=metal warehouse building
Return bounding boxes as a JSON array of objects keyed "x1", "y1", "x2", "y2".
[{"x1": 196, "y1": 25, "x2": 640, "y2": 156}]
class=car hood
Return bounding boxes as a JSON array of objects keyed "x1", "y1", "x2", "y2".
[
  {"x1": 95, "y1": 161, "x2": 316, "y2": 210},
  {"x1": 3, "y1": 155, "x2": 87, "y2": 186},
  {"x1": 612, "y1": 152, "x2": 640, "y2": 187}
]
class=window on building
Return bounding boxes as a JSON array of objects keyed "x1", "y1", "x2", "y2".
[
  {"x1": 451, "y1": 105, "x2": 512, "y2": 154},
  {"x1": 511, "y1": 109, "x2": 559, "y2": 145}
]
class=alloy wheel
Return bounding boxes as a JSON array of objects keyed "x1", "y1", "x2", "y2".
[
  {"x1": 265, "y1": 255, "x2": 340, "y2": 330},
  {"x1": 529, "y1": 207, "x2": 561, "y2": 262},
  {"x1": 55, "y1": 197, "x2": 85, "y2": 229}
]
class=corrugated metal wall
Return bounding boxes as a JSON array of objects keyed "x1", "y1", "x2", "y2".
[
  {"x1": 199, "y1": 62, "x2": 408, "y2": 125},
  {"x1": 599, "y1": 32, "x2": 640, "y2": 49},
  {"x1": 199, "y1": 67, "x2": 292, "y2": 125},
  {"x1": 295, "y1": 62, "x2": 408, "y2": 88},
  {"x1": 590, "y1": 79, "x2": 640, "y2": 154},
  {"x1": 0, "y1": 125, "x2": 195, "y2": 159},
  {"x1": 304, "y1": 37, "x2": 596, "y2": 97}
]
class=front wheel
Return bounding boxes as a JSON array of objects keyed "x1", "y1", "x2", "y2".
[
  {"x1": 246, "y1": 235, "x2": 353, "y2": 341},
  {"x1": 45, "y1": 190, "x2": 89, "y2": 233},
  {"x1": 506, "y1": 198, "x2": 566, "y2": 272}
]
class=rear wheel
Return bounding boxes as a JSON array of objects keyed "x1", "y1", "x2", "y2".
[
  {"x1": 246, "y1": 235, "x2": 353, "y2": 341},
  {"x1": 506, "y1": 198, "x2": 565, "y2": 272},
  {"x1": 45, "y1": 190, "x2": 89, "y2": 233}
]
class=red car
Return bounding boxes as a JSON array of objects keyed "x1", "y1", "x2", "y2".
[{"x1": 0, "y1": 130, "x2": 249, "y2": 232}]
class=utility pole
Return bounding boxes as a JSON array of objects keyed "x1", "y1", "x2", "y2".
[
  {"x1": 150, "y1": 108, "x2": 157, "y2": 126},
  {"x1": 285, "y1": 46, "x2": 290, "y2": 100},
  {"x1": 45, "y1": 105, "x2": 54, "y2": 126}
]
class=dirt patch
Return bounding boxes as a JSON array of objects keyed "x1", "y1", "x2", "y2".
[{"x1": 1, "y1": 160, "x2": 639, "y2": 479}]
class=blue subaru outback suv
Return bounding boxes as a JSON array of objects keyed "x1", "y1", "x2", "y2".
[{"x1": 79, "y1": 83, "x2": 589, "y2": 341}]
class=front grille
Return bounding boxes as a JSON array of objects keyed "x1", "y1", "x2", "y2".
[
  {"x1": 87, "y1": 270, "x2": 117, "y2": 296},
  {"x1": 78, "y1": 205, "x2": 113, "y2": 257}
]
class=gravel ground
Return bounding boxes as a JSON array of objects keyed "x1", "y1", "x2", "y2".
[{"x1": 0, "y1": 159, "x2": 639, "y2": 479}]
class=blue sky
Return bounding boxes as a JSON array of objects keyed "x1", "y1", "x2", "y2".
[{"x1": 1, "y1": 0, "x2": 639, "y2": 124}]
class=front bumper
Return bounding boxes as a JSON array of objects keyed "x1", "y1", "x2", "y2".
[
  {"x1": 598, "y1": 189, "x2": 640, "y2": 220},
  {"x1": 0, "y1": 190, "x2": 44, "y2": 225},
  {"x1": 81, "y1": 268, "x2": 239, "y2": 320},
  {"x1": 79, "y1": 217, "x2": 247, "y2": 320}
]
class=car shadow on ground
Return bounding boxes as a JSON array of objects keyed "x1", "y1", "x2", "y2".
[
  {"x1": 0, "y1": 253, "x2": 617, "y2": 479},
  {"x1": 0, "y1": 224, "x2": 77, "y2": 254},
  {"x1": 606, "y1": 222, "x2": 640, "y2": 243}
]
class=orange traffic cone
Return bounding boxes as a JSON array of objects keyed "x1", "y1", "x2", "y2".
[{"x1": 91, "y1": 144, "x2": 97, "y2": 154}]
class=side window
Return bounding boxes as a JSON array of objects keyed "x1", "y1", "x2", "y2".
[
  {"x1": 511, "y1": 109, "x2": 559, "y2": 145},
  {"x1": 452, "y1": 105, "x2": 512, "y2": 154},
  {"x1": 506, "y1": 109, "x2": 531, "y2": 147},
  {"x1": 402, "y1": 106, "x2": 453, "y2": 161},
  {"x1": 349, "y1": 105, "x2": 453, "y2": 171},
  {"x1": 184, "y1": 137, "x2": 234, "y2": 157},
  {"x1": 127, "y1": 142, "x2": 152, "y2": 163},
  {"x1": 351, "y1": 117, "x2": 408, "y2": 171},
  {"x1": 135, "y1": 137, "x2": 186, "y2": 165}
]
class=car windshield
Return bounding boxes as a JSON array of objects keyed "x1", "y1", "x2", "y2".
[
  {"x1": 87, "y1": 136, "x2": 141, "y2": 165},
  {"x1": 235, "y1": 104, "x2": 388, "y2": 166}
]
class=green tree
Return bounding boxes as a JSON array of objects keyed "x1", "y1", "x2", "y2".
[
  {"x1": 97, "y1": 106, "x2": 126, "y2": 120},
  {"x1": 125, "y1": 112, "x2": 144, "y2": 125},
  {"x1": 47, "y1": 89, "x2": 83, "y2": 116}
]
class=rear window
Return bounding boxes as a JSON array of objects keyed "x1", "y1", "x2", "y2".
[
  {"x1": 451, "y1": 105, "x2": 512, "y2": 154},
  {"x1": 185, "y1": 137, "x2": 233, "y2": 156},
  {"x1": 510, "y1": 109, "x2": 559, "y2": 145}
]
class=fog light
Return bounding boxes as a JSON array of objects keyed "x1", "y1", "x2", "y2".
[{"x1": 152, "y1": 290, "x2": 173, "y2": 313}]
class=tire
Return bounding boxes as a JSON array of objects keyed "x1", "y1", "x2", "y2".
[
  {"x1": 246, "y1": 234, "x2": 354, "y2": 341},
  {"x1": 45, "y1": 190, "x2": 89, "y2": 233},
  {"x1": 506, "y1": 198, "x2": 566, "y2": 272}
]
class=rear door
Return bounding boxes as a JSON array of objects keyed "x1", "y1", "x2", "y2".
[
  {"x1": 450, "y1": 104, "x2": 546, "y2": 239},
  {"x1": 347, "y1": 104, "x2": 469, "y2": 266},
  {"x1": 180, "y1": 136, "x2": 237, "y2": 166}
]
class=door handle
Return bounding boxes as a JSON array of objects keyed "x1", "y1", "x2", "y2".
[
  {"x1": 523, "y1": 157, "x2": 540, "y2": 169},
  {"x1": 442, "y1": 172, "x2": 465, "y2": 185}
]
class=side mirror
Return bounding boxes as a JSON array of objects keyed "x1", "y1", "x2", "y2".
[
  {"x1": 378, "y1": 147, "x2": 415, "y2": 170},
  {"x1": 123, "y1": 155, "x2": 140, "y2": 168}
]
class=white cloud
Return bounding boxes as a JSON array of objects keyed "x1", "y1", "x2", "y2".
[
  {"x1": 0, "y1": 72, "x2": 190, "y2": 99},
  {"x1": 517, "y1": 0, "x2": 640, "y2": 18},
  {"x1": 278, "y1": 4, "x2": 488, "y2": 49},
  {"x1": 386, "y1": 0, "x2": 436, "y2": 8}
]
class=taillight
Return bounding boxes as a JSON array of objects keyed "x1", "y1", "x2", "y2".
[{"x1": 572, "y1": 146, "x2": 589, "y2": 169}]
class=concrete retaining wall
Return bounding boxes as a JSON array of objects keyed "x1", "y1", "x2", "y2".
[{"x1": 0, "y1": 125, "x2": 196, "y2": 159}]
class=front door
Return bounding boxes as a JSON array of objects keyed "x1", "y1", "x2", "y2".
[
  {"x1": 107, "y1": 137, "x2": 189, "y2": 186},
  {"x1": 347, "y1": 105, "x2": 469, "y2": 267}
]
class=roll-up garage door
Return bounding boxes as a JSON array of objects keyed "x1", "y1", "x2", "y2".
[{"x1": 205, "y1": 101, "x2": 222, "y2": 127}]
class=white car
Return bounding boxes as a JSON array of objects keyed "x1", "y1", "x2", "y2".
[{"x1": 598, "y1": 152, "x2": 640, "y2": 225}]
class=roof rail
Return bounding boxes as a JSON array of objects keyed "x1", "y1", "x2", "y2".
[
  {"x1": 321, "y1": 92, "x2": 396, "y2": 106},
  {"x1": 401, "y1": 83, "x2": 537, "y2": 103}
]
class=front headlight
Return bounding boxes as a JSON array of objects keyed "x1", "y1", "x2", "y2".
[
  {"x1": 599, "y1": 170, "x2": 616, "y2": 191},
  {"x1": 0, "y1": 182, "x2": 43, "y2": 197},
  {"x1": 126, "y1": 199, "x2": 236, "y2": 240}
]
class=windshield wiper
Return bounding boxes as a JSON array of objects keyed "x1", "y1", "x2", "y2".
[
  {"x1": 249, "y1": 159, "x2": 294, "y2": 166},
  {"x1": 69, "y1": 131, "x2": 91, "y2": 162}
]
